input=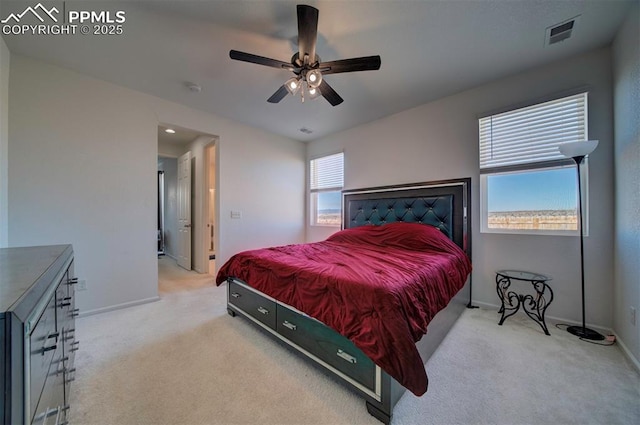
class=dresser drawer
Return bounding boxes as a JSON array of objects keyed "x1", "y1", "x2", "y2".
[
  {"x1": 28, "y1": 295, "x2": 59, "y2": 416},
  {"x1": 228, "y1": 280, "x2": 276, "y2": 330},
  {"x1": 31, "y1": 345, "x2": 65, "y2": 425},
  {"x1": 276, "y1": 305, "x2": 376, "y2": 391}
]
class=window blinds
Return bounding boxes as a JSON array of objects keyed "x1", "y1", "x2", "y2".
[
  {"x1": 310, "y1": 152, "x2": 344, "y2": 192},
  {"x1": 479, "y1": 92, "x2": 587, "y2": 172}
]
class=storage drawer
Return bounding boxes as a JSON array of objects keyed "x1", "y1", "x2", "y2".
[
  {"x1": 228, "y1": 280, "x2": 277, "y2": 330},
  {"x1": 31, "y1": 345, "x2": 65, "y2": 425},
  {"x1": 276, "y1": 304, "x2": 376, "y2": 391},
  {"x1": 29, "y1": 295, "x2": 59, "y2": 416}
]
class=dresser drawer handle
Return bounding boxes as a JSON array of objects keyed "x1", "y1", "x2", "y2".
[
  {"x1": 67, "y1": 278, "x2": 78, "y2": 285},
  {"x1": 34, "y1": 406, "x2": 61, "y2": 425},
  {"x1": 282, "y1": 320, "x2": 297, "y2": 331},
  {"x1": 257, "y1": 306, "x2": 270, "y2": 315},
  {"x1": 230, "y1": 292, "x2": 241, "y2": 298},
  {"x1": 336, "y1": 349, "x2": 357, "y2": 364},
  {"x1": 42, "y1": 344, "x2": 57, "y2": 354}
]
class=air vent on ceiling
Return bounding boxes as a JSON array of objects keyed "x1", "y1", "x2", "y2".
[{"x1": 545, "y1": 15, "x2": 581, "y2": 46}]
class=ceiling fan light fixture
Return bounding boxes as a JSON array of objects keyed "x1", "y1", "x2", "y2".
[
  {"x1": 308, "y1": 85, "x2": 321, "y2": 100},
  {"x1": 229, "y1": 4, "x2": 380, "y2": 106},
  {"x1": 285, "y1": 77, "x2": 301, "y2": 95},
  {"x1": 306, "y1": 69, "x2": 322, "y2": 88}
]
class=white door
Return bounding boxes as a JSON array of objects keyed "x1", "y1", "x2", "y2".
[{"x1": 177, "y1": 151, "x2": 192, "y2": 270}]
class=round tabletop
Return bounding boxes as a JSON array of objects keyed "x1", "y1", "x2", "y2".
[{"x1": 496, "y1": 270, "x2": 551, "y2": 282}]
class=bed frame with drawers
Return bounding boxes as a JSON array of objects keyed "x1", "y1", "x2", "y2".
[{"x1": 226, "y1": 178, "x2": 471, "y2": 424}]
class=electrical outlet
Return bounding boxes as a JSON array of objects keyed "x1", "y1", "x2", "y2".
[
  {"x1": 631, "y1": 306, "x2": 636, "y2": 326},
  {"x1": 77, "y1": 279, "x2": 87, "y2": 291}
]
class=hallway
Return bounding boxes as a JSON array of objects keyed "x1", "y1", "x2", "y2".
[{"x1": 158, "y1": 256, "x2": 214, "y2": 294}]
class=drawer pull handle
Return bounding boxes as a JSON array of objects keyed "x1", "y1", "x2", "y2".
[
  {"x1": 337, "y1": 349, "x2": 357, "y2": 364},
  {"x1": 71, "y1": 308, "x2": 80, "y2": 317},
  {"x1": 230, "y1": 292, "x2": 241, "y2": 298},
  {"x1": 42, "y1": 344, "x2": 57, "y2": 354},
  {"x1": 282, "y1": 320, "x2": 297, "y2": 331},
  {"x1": 60, "y1": 302, "x2": 71, "y2": 307},
  {"x1": 257, "y1": 306, "x2": 270, "y2": 315},
  {"x1": 47, "y1": 332, "x2": 60, "y2": 339},
  {"x1": 35, "y1": 406, "x2": 61, "y2": 425},
  {"x1": 67, "y1": 278, "x2": 78, "y2": 285}
]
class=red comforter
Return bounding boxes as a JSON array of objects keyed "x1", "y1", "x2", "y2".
[{"x1": 215, "y1": 222, "x2": 471, "y2": 396}]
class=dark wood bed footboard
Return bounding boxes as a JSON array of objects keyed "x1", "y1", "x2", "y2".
[{"x1": 227, "y1": 277, "x2": 469, "y2": 424}]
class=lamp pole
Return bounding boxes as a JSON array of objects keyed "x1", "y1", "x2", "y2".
[{"x1": 565, "y1": 154, "x2": 604, "y2": 341}]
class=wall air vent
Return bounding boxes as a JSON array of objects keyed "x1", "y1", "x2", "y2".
[{"x1": 545, "y1": 15, "x2": 581, "y2": 46}]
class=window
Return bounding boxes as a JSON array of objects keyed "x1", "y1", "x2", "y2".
[
  {"x1": 479, "y1": 92, "x2": 589, "y2": 235},
  {"x1": 309, "y1": 152, "x2": 344, "y2": 226}
]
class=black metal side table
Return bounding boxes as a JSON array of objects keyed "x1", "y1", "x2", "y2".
[{"x1": 496, "y1": 270, "x2": 553, "y2": 335}]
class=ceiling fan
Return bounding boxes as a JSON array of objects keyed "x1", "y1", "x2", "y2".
[{"x1": 229, "y1": 4, "x2": 381, "y2": 106}]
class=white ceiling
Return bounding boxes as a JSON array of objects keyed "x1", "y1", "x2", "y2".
[{"x1": 1, "y1": 0, "x2": 634, "y2": 142}]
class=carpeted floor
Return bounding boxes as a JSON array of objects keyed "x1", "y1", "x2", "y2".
[{"x1": 68, "y1": 260, "x2": 640, "y2": 424}]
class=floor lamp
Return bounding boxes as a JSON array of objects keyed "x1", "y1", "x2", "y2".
[{"x1": 558, "y1": 140, "x2": 604, "y2": 341}]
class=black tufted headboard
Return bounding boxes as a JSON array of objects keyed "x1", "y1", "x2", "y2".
[{"x1": 342, "y1": 178, "x2": 471, "y2": 257}]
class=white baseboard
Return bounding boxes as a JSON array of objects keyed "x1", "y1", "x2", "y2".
[
  {"x1": 471, "y1": 299, "x2": 640, "y2": 373},
  {"x1": 470, "y1": 300, "x2": 613, "y2": 335},
  {"x1": 613, "y1": 332, "x2": 640, "y2": 373},
  {"x1": 78, "y1": 296, "x2": 161, "y2": 318}
]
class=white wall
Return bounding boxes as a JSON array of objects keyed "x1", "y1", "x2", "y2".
[
  {"x1": 0, "y1": 37, "x2": 8, "y2": 248},
  {"x1": 308, "y1": 48, "x2": 615, "y2": 330},
  {"x1": 612, "y1": 2, "x2": 640, "y2": 366},
  {"x1": 8, "y1": 55, "x2": 305, "y2": 313}
]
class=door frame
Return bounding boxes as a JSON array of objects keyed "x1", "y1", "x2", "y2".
[
  {"x1": 202, "y1": 140, "x2": 219, "y2": 274},
  {"x1": 157, "y1": 124, "x2": 220, "y2": 275}
]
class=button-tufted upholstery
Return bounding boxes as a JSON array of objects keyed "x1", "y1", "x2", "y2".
[{"x1": 347, "y1": 195, "x2": 454, "y2": 239}]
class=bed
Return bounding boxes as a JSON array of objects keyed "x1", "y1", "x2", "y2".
[{"x1": 215, "y1": 178, "x2": 472, "y2": 424}]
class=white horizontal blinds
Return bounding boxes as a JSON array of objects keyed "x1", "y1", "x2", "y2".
[
  {"x1": 479, "y1": 92, "x2": 587, "y2": 172},
  {"x1": 310, "y1": 152, "x2": 344, "y2": 193}
]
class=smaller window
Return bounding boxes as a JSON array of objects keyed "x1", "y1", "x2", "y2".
[{"x1": 309, "y1": 152, "x2": 344, "y2": 227}]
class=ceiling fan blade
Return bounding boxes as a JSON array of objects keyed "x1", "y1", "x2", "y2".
[
  {"x1": 318, "y1": 56, "x2": 381, "y2": 75},
  {"x1": 229, "y1": 50, "x2": 295, "y2": 71},
  {"x1": 297, "y1": 5, "x2": 319, "y2": 65},
  {"x1": 267, "y1": 85, "x2": 289, "y2": 103},
  {"x1": 318, "y1": 80, "x2": 343, "y2": 106}
]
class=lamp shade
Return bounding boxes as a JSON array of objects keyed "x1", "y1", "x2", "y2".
[
  {"x1": 285, "y1": 77, "x2": 301, "y2": 95},
  {"x1": 306, "y1": 69, "x2": 323, "y2": 88},
  {"x1": 558, "y1": 140, "x2": 599, "y2": 158}
]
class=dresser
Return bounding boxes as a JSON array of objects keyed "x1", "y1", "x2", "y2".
[{"x1": 1, "y1": 245, "x2": 78, "y2": 425}]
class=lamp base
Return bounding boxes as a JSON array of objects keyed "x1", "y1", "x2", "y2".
[{"x1": 567, "y1": 325, "x2": 605, "y2": 341}]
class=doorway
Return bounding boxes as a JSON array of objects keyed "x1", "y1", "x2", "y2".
[
  {"x1": 204, "y1": 142, "x2": 216, "y2": 275},
  {"x1": 157, "y1": 125, "x2": 219, "y2": 285}
]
